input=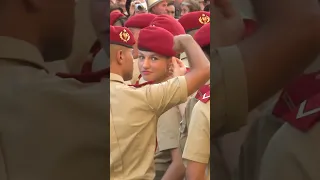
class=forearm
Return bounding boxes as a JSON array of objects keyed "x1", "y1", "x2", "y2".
[{"x1": 161, "y1": 161, "x2": 185, "y2": 180}]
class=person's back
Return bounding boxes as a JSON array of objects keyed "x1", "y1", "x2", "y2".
[
  {"x1": 0, "y1": 1, "x2": 109, "y2": 179},
  {"x1": 0, "y1": 37, "x2": 109, "y2": 180}
]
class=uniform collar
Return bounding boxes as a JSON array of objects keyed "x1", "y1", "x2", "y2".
[
  {"x1": 110, "y1": 73, "x2": 125, "y2": 83},
  {"x1": 0, "y1": 36, "x2": 48, "y2": 72}
]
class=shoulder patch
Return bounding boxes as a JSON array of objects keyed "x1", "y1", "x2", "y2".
[
  {"x1": 282, "y1": 92, "x2": 320, "y2": 132},
  {"x1": 195, "y1": 85, "x2": 210, "y2": 103}
]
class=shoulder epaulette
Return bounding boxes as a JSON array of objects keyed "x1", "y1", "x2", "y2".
[
  {"x1": 56, "y1": 68, "x2": 109, "y2": 83},
  {"x1": 195, "y1": 84, "x2": 210, "y2": 103}
]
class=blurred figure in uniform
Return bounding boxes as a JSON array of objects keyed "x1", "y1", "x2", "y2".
[
  {"x1": 0, "y1": 0, "x2": 110, "y2": 179},
  {"x1": 136, "y1": 24, "x2": 186, "y2": 180},
  {"x1": 209, "y1": 0, "x2": 320, "y2": 179},
  {"x1": 180, "y1": 0, "x2": 201, "y2": 17},
  {"x1": 166, "y1": 1, "x2": 176, "y2": 18},
  {"x1": 178, "y1": 11, "x2": 210, "y2": 67},
  {"x1": 257, "y1": 58, "x2": 320, "y2": 180},
  {"x1": 110, "y1": 25, "x2": 210, "y2": 179},
  {"x1": 124, "y1": 13, "x2": 157, "y2": 84},
  {"x1": 147, "y1": 0, "x2": 168, "y2": 15}
]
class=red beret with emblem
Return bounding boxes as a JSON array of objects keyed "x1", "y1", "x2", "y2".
[
  {"x1": 194, "y1": 23, "x2": 210, "y2": 48},
  {"x1": 150, "y1": 14, "x2": 185, "y2": 36},
  {"x1": 138, "y1": 26, "x2": 175, "y2": 57},
  {"x1": 110, "y1": 25, "x2": 136, "y2": 48},
  {"x1": 110, "y1": 11, "x2": 126, "y2": 25},
  {"x1": 125, "y1": 13, "x2": 157, "y2": 29},
  {"x1": 178, "y1": 11, "x2": 210, "y2": 33}
]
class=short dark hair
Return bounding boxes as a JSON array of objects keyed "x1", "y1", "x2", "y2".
[{"x1": 167, "y1": 1, "x2": 175, "y2": 6}]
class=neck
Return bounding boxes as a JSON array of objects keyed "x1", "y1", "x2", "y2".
[
  {"x1": 0, "y1": 14, "x2": 41, "y2": 53},
  {"x1": 153, "y1": 74, "x2": 171, "y2": 84}
]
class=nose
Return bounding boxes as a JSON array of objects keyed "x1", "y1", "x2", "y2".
[{"x1": 142, "y1": 58, "x2": 151, "y2": 69}]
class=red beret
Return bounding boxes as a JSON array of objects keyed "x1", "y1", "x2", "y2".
[
  {"x1": 243, "y1": 19, "x2": 258, "y2": 37},
  {"x1": 178, "y1": 11, "x2": 210, "y2": 33},
  {"x1": 138, "y1": 26, "x2": 175, "y2": 57},
  {"x1": 125, "y1": 13, "x2": 157, "y2": 29},
  {"x1": 194, "y1": 23, "x2": 210, "y2": 48},
  {"x1": 150, "y1": 14, "x2": 185, "y2": 36},
  {"x1": 110, "y1": 11, "x2": 126, "y2": 25},
  {"x1": 110, "y1": 26, "x2": 136, "y2": 48}
]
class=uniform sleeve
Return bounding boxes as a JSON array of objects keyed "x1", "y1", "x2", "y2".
[
  {"x1": 259, "y1": 123, "x2": 311, "y2": 180},
  {"x1": 211, "y1": 45, "x2": 248, "y2": 132},
  {"x1": 144, "y1": 76, "x2": 188, "y2": 116},
  {"x1": 157, "y1": 107, "x2": 181, "y2": 151},
  {"x1": 182, "y1": 101, "x2": 210, "y2": 164}
]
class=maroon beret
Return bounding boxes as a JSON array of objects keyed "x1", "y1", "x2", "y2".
[
  {"x1": 125, "y1": 13, "x2": 157, "y2": 29},
  {"x1": 194, "y1": 23, "x2": 210, "y2": 48},
  {"x1": 150, "y1": 14, "x2": 185, "y2": 36},
  {"x1": 138, "y1": 26, "x2": 175, "y2": 57},
  {"x1": 178, "y1": 11, "x2": 210, "y2": 33},
  {"x1": 110, "y1": 11, "x2": 126, "y2": 25},
  {"x1": 110, "y1": 25, "x2": 136, "y2": 48}
]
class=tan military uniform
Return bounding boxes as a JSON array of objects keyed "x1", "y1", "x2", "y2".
[
  {"x1": 182, "y1": 45, "x2": 247, "y2": 180},
  {"x1": 182, "y1": 100, "x2": 211, "y2": 180},
  {"x1": 236, "y1": 94, "x2": 283, "y2": 180},
  {"x1": 0, "y1": 37, "x2": 108, "y2": 180},
  {"x1": 259, "y1": 123, "x2": 320, "y2": 180},
  {"x1": 110, "y1": 73, "x2": 188, "y2": 180},
  {"x1": 154, "y1": 106, "x2": 182, "y2": 179}
]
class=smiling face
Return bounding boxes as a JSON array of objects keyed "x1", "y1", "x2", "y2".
[{"x1": 137, "y1": 50, "x2": 172, "y2": 82}]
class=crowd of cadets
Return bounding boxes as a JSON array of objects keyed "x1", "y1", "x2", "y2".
[{"x1": 1, "y1": 0, "x2": 320, "y2": 180}]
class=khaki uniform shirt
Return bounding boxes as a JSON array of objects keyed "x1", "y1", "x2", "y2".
[
  {"x1": 182, "y1": 100, "x2": 210, "y2": 180},
  {"x1": 259, "y1": 123, "x2": 320, "y2": 180},
  {"x1": 125, "y1": 58, "x2": 141, "y2": 85},
  {"x1": 0, "y1": 36, "x2": 108, "y2": 180},
  {"x1": 154, "y1": 106, "x2": 182, "y2": 172},
  {"x1": 110, "y1": 74, "x2": 188, "y2": 180}
]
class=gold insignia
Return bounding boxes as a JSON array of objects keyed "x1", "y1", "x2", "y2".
[
  {"x1": 119, "y1": 29, "x2": 130, "y2": 42},
  {"x1": 199, "y1": 14, "x2": 210, "y2": 24}
]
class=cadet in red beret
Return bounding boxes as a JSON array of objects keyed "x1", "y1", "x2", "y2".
[
  {"x1": 123, "y1": 13, "x2": 158, "y2": 84},
  {"x1": 149, "y1": 14, "x2": 187, "y2": 66},
  {"x1": 110, "y1": 11, "x2": 127, "y2": 26},
  {"x1": 124, "y1": 13, "x2": 157, "y2": 59},
  {"x1": 178, "y1": 11, "x2": 210, "y2": 36},
  {"x1": 150, "y1": 14, "x2": 185, "y2": 36},
  {"x1": 137, "y1": 26, "x2": 176, "y2": 82},
  {"x1": 110, "y1": 25, "x2": 136, "y2": 81},
  {"x1": 137, "y1": 25, "x2": 187, "y2": 179},
  {"x1": 194, "y1": 23, "x2": 210, "y2": 54}
]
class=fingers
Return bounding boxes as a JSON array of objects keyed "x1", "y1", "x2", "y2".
[{"x1": 175, "y1": 58, "x2": 184, "y2": 67}]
